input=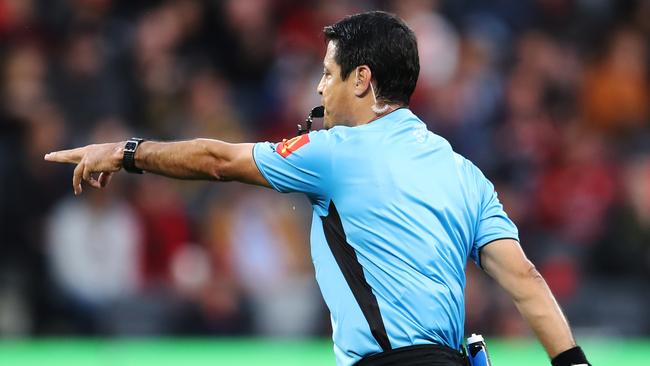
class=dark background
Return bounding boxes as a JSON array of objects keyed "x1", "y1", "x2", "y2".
[{"x1": 1, "y1": 0, "x2": 649, "y2": 339}]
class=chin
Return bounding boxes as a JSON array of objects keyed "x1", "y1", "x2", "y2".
[{"x1": 322, "y1": 113, "x2": 332, "y2": 129}]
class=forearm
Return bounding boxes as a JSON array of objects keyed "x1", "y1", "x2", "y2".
[
  {"x1": 44, "y1": 137, "x2": 267, "y2": 194},
  {"x1": 134, "y1": 139, "x2": 230, "y2": 180},
  {"x1": 510, "y1": 269, "x2": 575, "y2": 358}
]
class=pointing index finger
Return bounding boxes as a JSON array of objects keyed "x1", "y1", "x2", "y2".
[{"x1": 44, "y1": 147, "x2": 84, "y2": 164}]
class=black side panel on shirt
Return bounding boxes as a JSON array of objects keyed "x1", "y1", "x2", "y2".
[{"x1": 321, "y1": 201, "x2": 391, "y2": 351}]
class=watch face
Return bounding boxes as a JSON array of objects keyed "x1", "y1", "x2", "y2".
[{"x1": 125, "y1": 142, "x2": 137, "y2": 151}]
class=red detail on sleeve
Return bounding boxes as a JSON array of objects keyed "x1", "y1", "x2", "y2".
[{"x1": 276, "y1": 134, "x2": 310, "y2": 158}]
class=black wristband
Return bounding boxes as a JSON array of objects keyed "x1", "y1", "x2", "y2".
[{"x1": 551, "y1": 346, "x2": 590, "y2": 366}]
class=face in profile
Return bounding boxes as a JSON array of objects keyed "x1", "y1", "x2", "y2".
[{"x1": 317, "y1": 41, "x2": 357, "y2": 129}]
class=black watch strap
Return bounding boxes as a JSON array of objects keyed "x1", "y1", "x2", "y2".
[{"x1": 123, "y1": 138, "x2": 145, "y2": 174}]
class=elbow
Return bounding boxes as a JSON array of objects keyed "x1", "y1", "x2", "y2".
[
  {"x1": 508, "y1": 260, "x2": 547, "y2": 303},
  {"x1": 521, "y1": 261, "x2": 544, "y2": 283},
  {"x1": 210, "y1": 161, "x2": 234, "y2": 182},
  {"x1": 208, "y1": 163, "x2": 225, "y2": 181},
  {"x1": 207, "y1": 155, "x2": 234, "y2": 182},
  {"x1": 195, "y1": 139, "x2": 231, "y2": 181}
]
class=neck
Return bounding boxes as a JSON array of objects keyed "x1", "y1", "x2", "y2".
[{"x1": 349, "y1": 100, "x2": 403, "y2": 126}]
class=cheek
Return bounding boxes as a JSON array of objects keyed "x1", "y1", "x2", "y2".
[
  {"x1": 322, "y1": 78, "x2": 347, "y2": 122},
  {"x1": 322, "y1": 79, "x2": 331, "y2": 97},
  {"x1": 324, "y1": 81, "x2": 340, "y2": 103}
]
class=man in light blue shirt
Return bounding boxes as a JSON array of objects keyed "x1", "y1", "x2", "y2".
[
  {"x1": 253, "y1": 107, "x2": 518, "y2": 365},
  {"x1": 46, "y1": 10, "x2": 591, "y2": 366}
]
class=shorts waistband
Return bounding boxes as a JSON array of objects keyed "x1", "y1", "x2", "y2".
[{"x1": 355, "y1": 344, "x2": 469, "y2": 366}]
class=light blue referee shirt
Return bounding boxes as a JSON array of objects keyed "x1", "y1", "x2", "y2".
[{"x1": 252, "y1": 108, "x2": 519, "y2": 366}]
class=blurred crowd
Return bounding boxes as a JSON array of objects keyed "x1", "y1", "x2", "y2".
[{"x1": 1, "y1": 0, "x2": 649, "y2": 339}]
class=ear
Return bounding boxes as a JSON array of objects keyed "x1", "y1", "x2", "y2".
[{"x1": 353, "y1": 65, "x2": 372, "y2": 97}]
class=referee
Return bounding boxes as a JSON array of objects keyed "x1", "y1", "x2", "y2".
[{"x1": 45, "y1": 11, "x2": 591, "y2": 366}]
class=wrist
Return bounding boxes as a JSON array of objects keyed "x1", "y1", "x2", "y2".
[
  {"x1": 122, "y1": 138, "x2": 146, "y2": 174},
  {"x1": 113, "y1": 142, "x2": 125, "y2": 169},
  {"x1": 134, "y1": 140, "x2": 148, "y2": 170},
  {"x1": 551, "y1": 346, "x2": 590, "y2": 366}
]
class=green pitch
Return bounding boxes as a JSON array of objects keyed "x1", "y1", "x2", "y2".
[{"x1": 0, "y1": 338, "x2": 647, "y2": 365}]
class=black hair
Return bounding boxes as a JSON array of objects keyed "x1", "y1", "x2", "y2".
[{"x1": 323, "y1": 11, "x2": 420, "y2": 105}]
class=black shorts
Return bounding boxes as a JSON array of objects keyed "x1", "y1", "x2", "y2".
[{"x1": 355, "y1": 344, "x2": 469, "y2": 366}]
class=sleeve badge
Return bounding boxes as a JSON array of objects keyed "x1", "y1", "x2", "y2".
[{"x1": 275, "y1": 134, "x2": 310, "y2": 158}]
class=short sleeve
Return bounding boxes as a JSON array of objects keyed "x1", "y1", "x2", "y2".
[
  {"x1": 470, "y1": 173, "x2": 519, "y2": 266},
  {"x1": 253, "y1": 130, "x2": 331, "y2": 200}
]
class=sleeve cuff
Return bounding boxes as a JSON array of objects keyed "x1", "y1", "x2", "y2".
[
  {"x1": 476, "y1": 237, "x2": 519, "y2": 269},
  {"x1": 251, "y1": 142, "x2": 283, "y2": 192}
]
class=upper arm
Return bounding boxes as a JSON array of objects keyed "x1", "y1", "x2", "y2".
[
  {"x1": 480, "y1": 238, "x2": 539, "y2": 299},
  {"x1": 203, "y1": 140, "x2": 271, "y2": 188},
  {"x1": 251, "y1": 131, "x2": 332, "y2": 199},
  {"x1": 469, "y1": 164, "x2": 519, "y2": 266}
]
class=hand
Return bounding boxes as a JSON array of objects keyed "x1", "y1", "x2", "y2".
[{"x1": 44, "y1": 142, "x2": 124, "y2": 195}]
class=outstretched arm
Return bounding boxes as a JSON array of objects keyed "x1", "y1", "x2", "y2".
[
  {"x1": 44, "y1": 139, "x2": 270, "y2": 195},
  {"x1": 480, "y1": 239, "x2": 590, "y2": 366}
]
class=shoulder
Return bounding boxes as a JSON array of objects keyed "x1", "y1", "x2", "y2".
[
  {"x1": 453, "y1": 152, "x2": 471, "y2": 170},
  {"x1": 304, "y1": 126, "x2": 358, "y2": 150},
  {"x1": 453, "y1": 152, "x2": 482, "y2": 176},
  {"x1": 451, "y1": 152, "x2": 493, "y2": 196},
  {"x1": 257, "y1": 130, "x2": 334, "y2": 159},
  {"x1": 315, "y1": 125, "x2": 354, "y2": 140}
]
